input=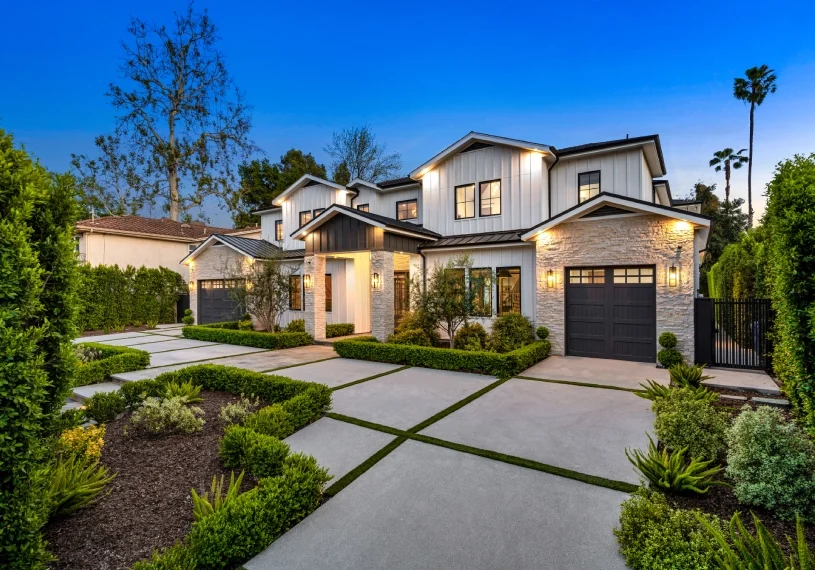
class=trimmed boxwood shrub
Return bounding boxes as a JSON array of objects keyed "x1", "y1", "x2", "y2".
[
  {"x1": 286, "y1": 319, "x2": 305, "y2": 332},
  {"x1": 334, "y1": 339, "x2": 551, "y2": 379},
  {"x1": 488, "y1": 313, "x2": 534, "y2": 353},
  {"x1": 84, "y1": 391, "x2": 127, "y2": 423},
  {"x1": 387, "y1": 328, "x2": 431, "y2": 346},
  {"x1": 182, "y1": 326, "x2": 313, "y2": 349},
  {"x1": 454, "y1": 322, "x2": 488, "y2": 351},
  {"x1": 652, "y1": 388, "x2": 728, "y2": 462},
  {"x1": 326, "y1": 323, "x2": 354, "y2": 338},
  {"x1": 73, "y1": 343, "x2": 150, "y2": 387},
  {"x1": 657, "y1": 332, "x2": 683, "y2": 368},
  {"x1": 219, "y1": 425, "x2": 291, "y2": 477},
  {"x1": 536, "y1": 326, "x2": 549, "y2": 340},
  {"x1": 197, "y1": 321, "x2": 240, "y2": 330}
]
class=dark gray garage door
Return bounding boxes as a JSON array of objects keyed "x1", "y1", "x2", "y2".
[
  {"x1": 565, "y1": 266, "x2": 656, "y2": 362},
  {"x1": 198, "y1": 279, "x2": 244, "y2": 325}
]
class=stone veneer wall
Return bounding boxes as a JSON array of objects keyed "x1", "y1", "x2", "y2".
[
  {"x1": 535, "y1": 214, "x2": 696, "y2": 363},
  {"x1": 188, "y1": 245, "x2": 248, "y2": 325},
  {"x1": 303, "y1": 254, "x2": 326, "y2": 340},
  {"x1": 370, "y1": 251, "x2": 395, "y2": 341}
]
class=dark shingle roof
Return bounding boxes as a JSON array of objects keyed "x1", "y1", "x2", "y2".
[
  {"x1": 75, "y1": 215, "x2": 249, "y2": 241},
  {"x1": 419, "y1": 229, "x2": 526, "y2": 250},
  {"x1": 213, "y1": 234, "x2": 304, "y2": 259},
  {"x1": 331, "y1": 204, "x2": 441, "y2": 238},
  {"x1": 377, "y1": 177, "x2": 420, "y2": 189}
]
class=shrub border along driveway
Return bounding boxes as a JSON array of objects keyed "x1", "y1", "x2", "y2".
[
  {"x1": 74, "y1": 342, "x2": 150, "y2": 387},
  {"x1": 182, "y1": 325, "x2": 313, "y2": 349}
]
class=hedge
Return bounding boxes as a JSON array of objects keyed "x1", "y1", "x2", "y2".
[
  {"x1": 326, "y1": 323, "x2": 354, "y2": 338},
  {"x1": 74, "y1": 343, "x2": 150, "y2": 387},
  {"x1": 197, "y1": 321, "x2": 240, "y2": 330},
  {"x1": 182, "y1": 326, "x2": 313, "y2": 349},
  {"x1": 333, "y1": 339, "x2": 551, "y2": 379},
  {"x1": 77, "y1": 264, "x2": 185, "y2": 332}
]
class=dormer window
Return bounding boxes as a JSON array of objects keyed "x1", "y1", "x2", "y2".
[
  {"x1": 313, "y1": 208, "x2": 325, "y2": 218},
  {"x1": 299, "y1": 211, "x2": 312, "y2": 227},
  {"x1": 578, "y1": 171, "x2": 601, "y2": 203},
  {"x1": 455, "y1": 184, "x2": 475, "y2": 219},
  {"x1": 396, "y1": 199, "x2": 418, "y2": 221},
  {"x1": 357, "y1": 204, "x2": 369, "y2": 212},
  {"x1": 479, "y1": 180, "x2": 501, "y2": 216}
]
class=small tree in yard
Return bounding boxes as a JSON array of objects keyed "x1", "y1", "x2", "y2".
[
  {"x1": 411, "y1": 254, "x2": 489, "y2": 348},
  {"x1": 224, "y1": 254, "x2": 298, "y2": 332}
]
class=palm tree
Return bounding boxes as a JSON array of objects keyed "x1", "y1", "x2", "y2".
[
  {"x1": 734, "y1": 65, "x2": 777, "y2": 228},
  {"x1": 709, "y1": 148, "x2": 748, "y2": 203}
]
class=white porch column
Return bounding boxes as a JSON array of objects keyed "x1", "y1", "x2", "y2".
[
  {"x1": 370, "y1": 251, "x2": 395, "y2": 342},
  {"x1": 304, "y1": 254, "x2": 326, "y2": 340}
]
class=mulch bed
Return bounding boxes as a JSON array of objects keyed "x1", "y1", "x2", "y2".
[
  {"x1": 45, "y1": 390, "x2": 254, "y2": 570},
  {"x1": 80, "y1": 324, "x2": 159, "y2": 337}
]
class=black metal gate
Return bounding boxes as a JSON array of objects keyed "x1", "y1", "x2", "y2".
[{"x1": 694, "y1": 298, "x2": 773, "y2": 370}]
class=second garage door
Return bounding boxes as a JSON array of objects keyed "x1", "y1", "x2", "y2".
[
  {"x1": 565, "y1": 266, "x2": 656, "y2": 362},
  {"x1": 198, "y1": 279, "x2": 244, "y2": 325}
]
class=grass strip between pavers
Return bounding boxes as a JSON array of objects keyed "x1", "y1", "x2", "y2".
[
  {"x1": 407, "y1": 377, "x2": 508, "y2": 433},
  {"x1": 514, "y1": 375, "x2": 639, "y2": 393},
  {"x1": 323, "y1": 436, "x2": 408, "y2": 498},
  {"x1": 259, "y1": 356, "x2": 340, "y2": 374},
  {"x1": 331, "y1": 365, "x2": 412, "y2": 391},
  {"x1": 326, "y1": 412, "x2": 638, "y2": 494}
]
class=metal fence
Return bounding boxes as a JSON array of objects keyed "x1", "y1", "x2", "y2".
[{"x1": 695, "y1": 298, "x2": 773, "y2": 370}]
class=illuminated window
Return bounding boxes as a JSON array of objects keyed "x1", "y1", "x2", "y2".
[
  {"x1": 313, "y1": 208, "x2": 325, "y2": 218},
  {"x1": 455, "y1": 184, "x2": 475, "y2": 219},
  {"x1": 357, "y1": 204, "x2": 369, "y2": 212},
  {"x1": 275, "y1": 220, "x2": 283, "y2": 241},
  {"x1": 289, "y1": 275, "x2": 302, "y2": 310},
  {"x1": 470, "y1": 268, "x2": 492, "y2": 316},
  {"x1": 578, "y1": 171, "x2": 601, "y2": 203},
  {"x1": 568, "y1": 268, "x2": 605, "y2": 284},
  {"x1": 325, "y1": 274, "x2": 332, "y2": 312},
  {"x1": 480, "y1": 180, "x2": 501, "y2": 216},
  {"x1": 497, "y1": 267, "x2": 520, "y2": 315},
  {"x1": 299, "y1": 211, "x2": 312, "y2": 227},
  {"x1": 613, "y1": 267, "x2": 654, "y2": 284},
  {"x1": 396, "y1": 199, "x2": 418, "y2": 220}
]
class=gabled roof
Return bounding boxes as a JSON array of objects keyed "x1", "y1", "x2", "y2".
[
  {"x1": 378, "y1": 176, "x2": 420, "y2": 189},
  {"x1": 252, "y1": 205, "x2": 282, "y2": 216},
  {"x1": 346, "y1": 176, "x2": 422, "y2": 192},
  {"x1": 554, "y1": 134, "x2": 666, "y2": 177},
  {"x1": 521, "y1": 192, "x2": 712, "y2": 242},
  {"x1": 290, "y1": 203, "x2": 440, "y2": 241},
  {"x1": 409, "y1": 132, "x2": 554, "y2": 179},
  {"x1": 75, "y1": 215, "x2": 247, "y2": 242},
  {"x1": 181, "y1": 234, "x2": 304, "y2": 264},
  {"x1": 271, "y1": 174, "x2": 348, "y2": 207}
]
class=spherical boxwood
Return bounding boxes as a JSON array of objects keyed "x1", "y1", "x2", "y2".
[
  {"x1": 653, "y1": 388, "x2": 728, "y2": 461},
  {"x1": 658, "y1": 348, "x2": 683, "y2": 368},
  {"x1": 725, "y1": 405, "x2": 815, "y2": 521},
  {"x1": 536, "y1": 326, "x2": 549, "y2": 340},
  {"x1": 658, "y1": 332, "x2": 678, "y2": 349},
  {"x1": 454, "y1": 322, "x2": 488, "y2": 351}
]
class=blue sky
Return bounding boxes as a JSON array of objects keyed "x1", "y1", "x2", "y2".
[{"x1": 3, "y1": 0, "x2": 814, "y2": 227}]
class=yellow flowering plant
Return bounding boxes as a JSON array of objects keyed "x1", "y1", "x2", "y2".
[{"x1": 57, "y1": 425, "x2": 106, "y2": 462}]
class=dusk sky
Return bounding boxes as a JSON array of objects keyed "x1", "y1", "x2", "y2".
[{"x1": 3, "y1": 0, "x2": 814, "y2": 227}]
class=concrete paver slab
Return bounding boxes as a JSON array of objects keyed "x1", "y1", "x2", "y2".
[
  {"x1": 521, "y1": 355, "x2": 668, "y2": 389},
  {"x1": 421, "y1": 378, "x2": 653, "y2": 484},
  {"x1": 277, "y1": 358, "x2": 401, "y2": 388},
  {"x1": 73, "y1": 332, "x2": 151, "y2": 344},
  {"x1": 149, "y1": 328, "x2": 184, "y2": 337},
  {"x1": 246, "y1": 440, "x2": 628, "y2": 570},
  {"x1": 331, "y1": 367, "x2": 494, "y2": 430},
  {"x1": 73, "y1": 382, "x2": 121, "y2": 401},
  {"x1": 283, "y1": 417, "x2": 396, "y2": 480},
  {"x1": 155, "y1": 323, "x2": 184, "y2": 329},
  {"x1": 99, "y1": 335, "x2": 176, "y2": 347},
  {"x1": 136, "y1": 338, "x2": 219, "y2": 353},
  {"x1": 147, "y1": 344, "x2": 266, "y2": 368},
  {"x1": 702, "y1": 368, "x2": 781, "y2": 394}
]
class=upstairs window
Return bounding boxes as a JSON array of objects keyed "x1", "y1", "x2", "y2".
[
  {"x1": 275, "y1": 220, "x2": 283, "y2": 241},
  {"x1": 357, "y1": 204, "x2": 369, "y2": 212},
  {"x1": 299, "y1": 210, "x2": 312, "y2": 227},
  {"x1": 455, "y1": 184, "x2": 475, "y2": 219},
  {"x1": 397, "y1": 199, "x2": 418, "y2": 221},
  {"x1": 480, "y1": 180, "x2": 501, "y2": 216},
  {"x1": 188, "y1": 243, "x2": 198, "y2": 254},
  {"x1": 578, "y1": 171, "x2": 601, "y2": 203},
  {"x1": 313, "y1": 208, "x2": 325, "y2": 218}
]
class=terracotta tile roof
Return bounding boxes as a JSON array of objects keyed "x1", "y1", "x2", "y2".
[{"x1": 75, "y1": 215, "x2": 248, "y2": 241}]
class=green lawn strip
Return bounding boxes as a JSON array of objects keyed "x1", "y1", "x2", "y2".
[
  {"x1": 514, "y1": 375, "x2": 639, "y2": 393},
  {"x1": 331, "y1": 365, "x2": 412, "y2": 391},
  {"x1": 326, "y1": 412, "x2": 638, "y2": 494},
  {"x1": 259, "y1": 356, "x2": 340, "y2": 374},
  {"x1": 407, "y1": 377, "x2": 508, "y2": 433},
  {"x1": 323, "y1": 436, "x2": 408, "y2": 499}
]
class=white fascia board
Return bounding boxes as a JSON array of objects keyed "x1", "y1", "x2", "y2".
[
  {"x1": 272, "y1": 174, "x2": 347, "y2": 206},
  {"x1": 347, "y1": 178, "x2": 382, "y2": 191},
  {"x1": 252, "y1": 206, "x2": 282, "y2": 215},
  {"x1": 180, "y1": 235, "x2": 254, "y2": 265}
]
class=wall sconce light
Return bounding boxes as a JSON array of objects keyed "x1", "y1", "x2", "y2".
[
  {"x1": 668, "y1": 265, "x2": 678, "y2": 287},
  {"x1": 371, "y1": 272, "x2": 381, "y2": 290},
  {"x1": 546, "y1": 269, "x2": 555, "y2": 289},
  {"x1": 304, "y1": 274, "x2": 313, "y2": 290},
  {"x1": 188, "y1": 280, "x2": 195, "y2": 292}
]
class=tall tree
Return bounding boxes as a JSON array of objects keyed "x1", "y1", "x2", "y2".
[
  {"x1": 709, "y1": 147, "x2": 748, "y2": 203},
  {"x1": 233, "y1": 149, "x2": 326, "y2": 227},
  {"x1": 332, "y1": 161, "x2": 351, "y2": 185},
  {"x1": 734, "y1": 65, "x2": 777, "y2": 228},
  {"x1": 324, "y1": 124, "x2": 401, "y2": 183},
  {"x1": 74, "y1": 3, "x2": 255, "y2": 221}
]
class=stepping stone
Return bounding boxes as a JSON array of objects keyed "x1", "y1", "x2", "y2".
[
  {"x1": 73, "y1": 382, "x2": 122, "y2": 401},
  {"x1": 751, "y1": 397, "x2": 790, "y2": 408},
  {"x1": 718, "y1": 394, "x2": 748, "y2": 403},
  {"x1": 62, "y1": 399, "x2": 83, "y2": 412}
]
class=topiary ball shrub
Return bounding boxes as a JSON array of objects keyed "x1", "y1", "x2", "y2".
[
  {"x1": 488, "y1": 313, "x2": 534, "y2": 353},
  {"x1": 658, "y1": 332, "x2": 678, "y2": 348},
  {"x1": 725, "y1": 405, "x2": 815, "y2": 521},
  {"x1": 454, "y1": 322, "x2": 488, "y2": 351},
  {"x1": 652, "y1": 388, "x2": 728, "y2": 462},
  {"x1": 286, "y1": 319, "x2": 305, "y2": 333},
  {"x1": 657, "y1": 331, "x2": 683, "y2": 368},
  {"x1": 536, "y1": 326, "x2": 549, "y2": 340},
  {"x1": 614, "y1": 487, "x2": 723, "y2": 570},
  {"x1": 84, "y1": 391, "x2": 126, "y2": 423},
  {"x1": 387, "y1": 328, "x2": 431, "y2": 346}
]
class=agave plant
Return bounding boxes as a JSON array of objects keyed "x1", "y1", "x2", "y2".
[
  {"x1": 697, "y1": 511, "x2": 814, "y2": 569},
  {"x1": 191, "y1": 470, "x2": 245, "y2": 521},
  {"x1": 165, "y1": 380, "x2": 204, "y2": 404},
  {"x1": 634, "y1": 380, "x2": 718, "y2": 404},
  {"x1": 669, "y1": 363, "x2": 713, "y2": 389},
  {"x1": 626, "y1": 434, "x2": 725, "y2": 495},
  {"x1": 48, "y1": 455, "x2": 116, "y2": 517}
]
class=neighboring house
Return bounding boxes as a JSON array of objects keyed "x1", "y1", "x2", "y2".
[
  {"x1": 182, "y1": 132, "x2": 711, "y2": 364},
  {"x1": 75, "y1": 215, "x2": 260, "y2": 280}
]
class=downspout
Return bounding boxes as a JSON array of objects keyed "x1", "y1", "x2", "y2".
[{"x1": 546, "y1": 150, "x2": 560, "y2": 220}]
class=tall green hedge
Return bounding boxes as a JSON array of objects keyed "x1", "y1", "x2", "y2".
[
  {"x1": 763, "y1": 154, "x2": 815, "y2": 431},
  {"x1": 707, "y1": 227, "x2": 769, "y2": 299},
  {"x1": 77, "y1": 265, "x2": 185, "y2": 331},
  {"x1": 0, "y1": 130, "x2": 80, "y2": 568}
]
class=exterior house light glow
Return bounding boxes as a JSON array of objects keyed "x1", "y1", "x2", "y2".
[
  {"x1": 371, "y1": 272, "x2": 381, "y2": 290},
  {"x1": 304, "y1": 274, "x2": 313, "y2": 290},
  {"x1": 546, "y1": 269, "x2": 555, "y2": 289},
  {"x1": 188, "y1": 280, "x2": 195, "y2": 291},
  {"x1": 668, "y1": 265, "x2": 678, "y2": 287}
]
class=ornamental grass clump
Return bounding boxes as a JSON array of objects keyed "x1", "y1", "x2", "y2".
[
  {"x1": 127, "y1": 396, "x2": 205, "y2": 436},
  {"x1": 626, "y1": 434, "x2": 725, "y2": 495},
  {"x1": 725, "y1": 405, "x2": 815, "y2": 521},
  {"x1": 191, "y1": 470, "x2": 246, "y2": 522},
  {"x1": 165, "y1": 379, "x2": 204, "y2": 403},
  {"x1": 653, "y1": 387, "x2": 728, "y2": 461}
]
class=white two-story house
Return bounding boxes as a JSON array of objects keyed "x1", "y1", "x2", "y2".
[{"x1": 182, "y1": 132, "x2": 710, "y2": 364}]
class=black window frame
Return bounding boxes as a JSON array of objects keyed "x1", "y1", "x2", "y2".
[
  {"x1": 274, "y1": 220, "x2": 283, "y2": 241},
  {"x1": 479, "y1": 179, "x2": 502, "y2": 217},
  {"x1": 299, "y1": 210, "x2": 312, "y2": 228},
  {"x1": 396, "y1": 199, "x2": 418, "y2": 221},
  {"x1": 454, "y1": 183, "x2": 476, "y2": 220},
  {"x1": 578, "y1": 170, "x2": 601, "y2": 203},
  {"x1": 496, "y1": 266, "x2": 521, "y2": 316},
  {"x1": 313, "y1": 208, "x2": 326, "y2": 218},
  {"x1": 325, "y1": 273, "x2": 332, "y2": 312},
  {"x1": 356, "y1": 203, "x2": 370, "y2": 212},
  {"x1": 289, "y1": 275, "x2": 303, "y2": 311},
  {"x1": 469, "y1": 267, "x2": 493, "y2": 317}
]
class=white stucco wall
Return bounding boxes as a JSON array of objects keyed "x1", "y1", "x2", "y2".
[{"x1": 80, "y1": 232, "x2": 195, "y2": 280}]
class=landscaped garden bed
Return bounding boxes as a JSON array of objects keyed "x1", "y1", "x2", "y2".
[
  {"x1": 44, "y1": 364, "x2": 332, "y2": 570},
  {"x1": 74, "y1": 343, "x2": 150, "y2": 386}
]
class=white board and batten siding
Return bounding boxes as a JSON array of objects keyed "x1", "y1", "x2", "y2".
[
  {"x1": 276, "y1": 183, "x2": 350, "y2": 251},
  {"x1": 419, "y1": 146, "x2": 548, "y2": 236},
  {"x1": 549, "y1": 148, "x2": 653, "y2": 217},
  {"x1": 352, "y1": 186, "x2": 422, "y2": 225},
  {"x1": 259, "y1": 210, "x2": 283, "y2": 244},
  {"x1": 424, "y1": 245, "x2": 537, "y2": 332}
]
